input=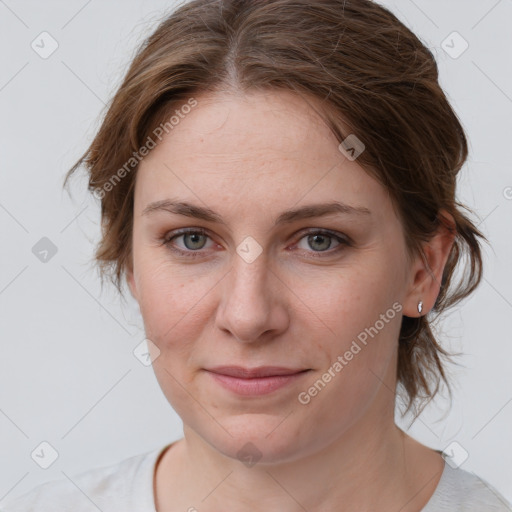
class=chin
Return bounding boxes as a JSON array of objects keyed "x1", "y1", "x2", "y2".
[{"x1": 194, "y1": 413, "x2": 318, "y2": 466}]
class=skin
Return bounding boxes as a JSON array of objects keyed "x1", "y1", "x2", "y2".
[{"x1": 127, "y1": 89, "x2": 455, "y2": 511}]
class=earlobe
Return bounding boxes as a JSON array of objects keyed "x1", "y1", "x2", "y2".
[{"x1": 403, "y1": 210, "x2": 456, "y2": 318}]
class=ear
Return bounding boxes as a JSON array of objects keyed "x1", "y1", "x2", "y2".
[
  {"x1": 402, "y1": 209, "x2": 456, "y2": 318},
  {"x1": 126, "y1": 263, "x2": 138, "y2": 302}
]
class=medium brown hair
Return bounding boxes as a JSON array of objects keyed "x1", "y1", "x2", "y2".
[{"x1": 64, "y1": 0, "x2": 487, "y2": 417}]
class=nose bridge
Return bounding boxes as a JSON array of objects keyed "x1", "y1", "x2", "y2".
[
  {"x1": 228, "y1": 250, "x2": 271, "y2": 311},
  {"x1": 217, "y1": 247, "x2": 284, "y2": 343}
]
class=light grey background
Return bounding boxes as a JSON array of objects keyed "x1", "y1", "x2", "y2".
[{"x1": 1, "y1": 0, "x2": 511, "y2": 506}]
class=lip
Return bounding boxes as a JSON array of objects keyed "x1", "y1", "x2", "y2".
[
  {"x1": 207, "y1": 365, "x2": 308, "y2": 378},
  {"x1": 205, "y1": 366, "x2": 311, "y2": 396}
]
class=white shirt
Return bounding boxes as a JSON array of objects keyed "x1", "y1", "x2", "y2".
[{"x1": 2, "y1": 443, "x2": 511, "y2": 511}]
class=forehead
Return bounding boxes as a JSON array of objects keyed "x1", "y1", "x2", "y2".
[
  {"x1": 135, "y1": 90, "x2": 389, "y2": 219},
  {"x1": 149, "y1": 90, "x2": 335, "y2": 163}
]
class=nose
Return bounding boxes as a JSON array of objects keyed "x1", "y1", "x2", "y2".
[{"x1": 215, "y1": 250, "x2": 289, "y2": 344}]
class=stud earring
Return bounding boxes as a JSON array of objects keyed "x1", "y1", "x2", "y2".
[{"x1": 417, "y1": 300, "x2": 423, "y2": 314}]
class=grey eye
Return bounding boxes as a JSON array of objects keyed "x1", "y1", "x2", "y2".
[
  {"x1": 181, "y1": 232, "x2": 208, "y2": 250},
  {"x1": 297, "y1": 233, "x2": 341, "y2": 252}
]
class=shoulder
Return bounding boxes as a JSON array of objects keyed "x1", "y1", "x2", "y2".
[
  {"x1": 423, "y1": 462, "x2": 512, "y2": 512},
  {"x1": 0, "y1": 445, "x2": 168, "y2": 512}
]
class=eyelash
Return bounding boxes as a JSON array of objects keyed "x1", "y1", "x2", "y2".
[{"x1": 160, "y1": 227, "x2": 351, "y2": 259}]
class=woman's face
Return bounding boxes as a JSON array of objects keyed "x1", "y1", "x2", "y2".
[{"x1": 128, "y1": 90, "x2": 416, "y2": 463}]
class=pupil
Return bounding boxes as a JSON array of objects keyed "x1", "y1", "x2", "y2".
[
  {"x1": 185, "y1": 233, "x2": 205, "y2": 250},
  {"x1": 309, "y1": 234, "x2": 331, "y2": 251}
]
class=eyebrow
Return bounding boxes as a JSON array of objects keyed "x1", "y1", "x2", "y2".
[{"x1": 142, "y1": 199, "x2": 371, "y2": 225}]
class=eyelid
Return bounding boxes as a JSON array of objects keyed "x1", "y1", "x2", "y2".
[
  {"x1": 294, "y1": 227, "x2": 351, "y2": 244},
  {"x1": 291, "y1": 228, "x2": 351, "y2": 256},
  {"x1": 162, "y1": 227, "x2": 215, "y2": 253}
]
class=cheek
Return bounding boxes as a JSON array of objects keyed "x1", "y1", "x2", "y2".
[
  {"x1": 300, "y1": 263, "x2": 401, "y2": 346},
  {"x1": 135, "y1": 261, "x2": 208, "y2": 346},
  {"x1": 295, "y1": 274, "x2": 400, "y2": 422},
  {"x1": 134, "y1": 263, "x2": 234, "y2": 386}
]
